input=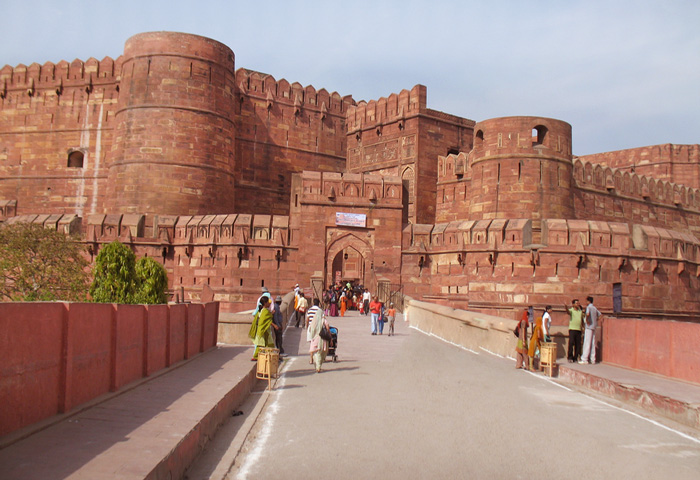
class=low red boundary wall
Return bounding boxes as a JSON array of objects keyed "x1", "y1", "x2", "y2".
[
  {"x1": 0, "y1": 301, "x2": 219, "y2": 437},
  {"x1": 603, "y1": 317, "x2": 700, "y2": 385}
]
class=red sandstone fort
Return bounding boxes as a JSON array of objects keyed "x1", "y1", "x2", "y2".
[{"x1": 1, "y1": 31, "x2": 699, "y2": 321}]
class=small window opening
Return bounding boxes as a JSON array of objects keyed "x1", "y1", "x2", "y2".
[
  {"x1": 532, "y1": 125, "x2": 547, "y2": 146},
  {"x1": 67, "y1": 150, "x2": 84, "y2": 168}
]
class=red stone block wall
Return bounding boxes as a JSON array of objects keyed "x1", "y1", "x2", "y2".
[
  {"x1": 346, "y1": 85, "x2": 474, "y2": 225},
  {"x1": 233, "y1": 69, "x2": 352, "y2": 215},
  {"x1": 572, "y1": 158, "x2": 700, "y2": 236},
  {"x1": 469, "y1": 117, "x2": 574, "y2": 228},
  {"x1": 580, "y1": 144, "x2": 700, "y2": 189},
  {"x1": 296, "y1": 171, "x2": 403, "y2": 290},
  {"x1": 0, "y1": 58, "x2": 120, "y2": 216},
  {"x1": 106, "y1": 32, "x2": 237, "y2": 216}
]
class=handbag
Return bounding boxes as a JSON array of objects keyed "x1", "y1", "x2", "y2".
[
  {"x1": 319, "y1": 325, "x2": 332, "y2": 341},
  {"x1": 513, "y1": 323, "x2": 520, "y2": 338}
]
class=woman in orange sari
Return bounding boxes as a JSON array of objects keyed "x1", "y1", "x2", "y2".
[
  {"x1": 528, "y1": 316, "x2": 544, "y2": 371},
  {"x1": 340, "y1": 293, "x2": 347, "y2": 317}
]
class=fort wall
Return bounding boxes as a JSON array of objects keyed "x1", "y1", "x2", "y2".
[
  {"x1": 346, "y1": 85, "x2": 474, "y2": 224},
  {"x1": 0, "y1": 57, "x2": 120, "y2": 216},
  {"x1": 234, "y1": 69, "x2": 353, "y2": 215},
  {"x1": 106, "y1": 32, "x2": 237, "y2": 215},
  {"x1": 401, "y1": 219, "x2": 700, "y2": 323},
  {"x1": 580, "y1": 144, "x2": 700, "y2": 189}
]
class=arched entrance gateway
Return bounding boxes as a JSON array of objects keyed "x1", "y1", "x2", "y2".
[{"x1": 325, "y1": 233, "x2": 372, "y2": 288}]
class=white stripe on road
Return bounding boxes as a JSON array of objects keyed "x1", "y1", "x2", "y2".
[
  {"x1": 409, "y1": 325, "x2": 480, "y2": 355},
  {"x1": 234, "y1": 357, "x2": 294, "y2": 480}
]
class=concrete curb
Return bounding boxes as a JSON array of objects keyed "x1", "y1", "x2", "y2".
[{"x1": 558, "y1": 364, "x2": 700, "y2": 431}]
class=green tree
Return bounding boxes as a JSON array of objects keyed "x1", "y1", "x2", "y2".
[
  {"x1": 0, "y1": 222, "x2": 90, "y2": 302},
  {"x1": 90, "y1": 240, "x2": 137, "y2": 303},
  {"x1": 134, "y1": 256, "x2": 169, "y2": 304}
]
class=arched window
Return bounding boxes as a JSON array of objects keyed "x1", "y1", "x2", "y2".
[
  {"x1": 67, "y1": 150, "x2": 84, "y2": 168},
  {"x1": 532, "y1": 125, "x2": 547, "y2": 146},
  {"x1": 475, "y1": 130, "x2": 484, "y2": 147}
]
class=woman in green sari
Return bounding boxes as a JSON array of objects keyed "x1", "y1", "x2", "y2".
[{"x1": 248, "y1": 295, "x2": 275, "y2": 360}]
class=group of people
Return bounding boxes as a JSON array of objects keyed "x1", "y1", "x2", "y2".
[
  {"x1": 323, "y1": 282, "x2": 370, "y2": 317},
  {"x1": 515, "y1": 296, "x2": 601, "y2": 371},
  {"x1": 368, "y1": 296, "x2": 396, "y2": 336},
  {"x1": 248, "y1": 284, "x2": 334, "y2": 373}
]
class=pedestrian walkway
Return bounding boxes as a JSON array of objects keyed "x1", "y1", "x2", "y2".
[
  {"x1": 0, "y1": 345, "x2": 258, "y2": 480},
  {"x1": 0, "y1": 309, "x2": 698, "y2": 479}
]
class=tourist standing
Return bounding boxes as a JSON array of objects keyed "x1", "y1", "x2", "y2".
[
  {"x1": 580, "y1": 296, "x2": 601, "y2": 364},
  {"x1": 542, "y1": 305, "x2": 552, "y2": 342},
  {"x1": 369, "y1": 296, "x2": 382, "y2": 335},
  {"x1": 564, "y1": 299, "x2": 584, "y2": 363},
  {"x1": 515, "y1": 308, "x2": 530, "y2": 369}
]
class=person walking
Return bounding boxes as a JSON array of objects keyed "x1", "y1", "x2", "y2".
[
  {"x1": 564, "y1": 299, "x2": 584, "y2": 363},
  {"x1": 362, "y1": 289, "x2": 371, "y2": 316},
  {"x1": 369, "y1": 296, "x2": 382, "y2": 335},
  {"x1": 272, "y1": 295, "x2": 284, "y2": 355},
  {"x1": 528, "y1": 315, "x2": 543, "y2": 371},
  {"x1": 308, "y1": 310, "x2": 330, "y2": 373},
  {"x1": 377, "y1": 302, "x2": 386, "y2": 335},
  {"x1": 340, "y1": 292, "x2": 347, "y2": 317},
  {"x1": 248, "y1": 296, "x2": 275, "y2": 361},
  {"x1": 580, "y1": 296, "x2": 601, "y2": 364},
  {"x1": 386, "y1": 303, "x2": 397, "y2": 336},
  {"x1": 294, "y1": 292, "x2": 308, "y2": 328},
  {"x1": 515, "y1": 308, "x2": 530, "y2": 369}
]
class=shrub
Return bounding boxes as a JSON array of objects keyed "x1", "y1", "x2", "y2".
[
  {"x1": 134, "y1": 256, "x2": 169, "y2": 304},
  {"x1": 89, "y1": 240, "x2": 137, "y2": 303},
  {"x1": 0, "y1": 222, "x2": 90, "y2": 302}
]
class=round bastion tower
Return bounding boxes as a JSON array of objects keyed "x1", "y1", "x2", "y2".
[
  {"x1": 106, "y1": 32, "x2": 237, "y2": 215},
  {"x1": 468, "y1": 116, "x2": 574, "y2": 230}
]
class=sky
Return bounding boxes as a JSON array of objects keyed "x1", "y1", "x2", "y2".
[{"x1": 1, "y1": 0, "x2": 698, "y2": 155}]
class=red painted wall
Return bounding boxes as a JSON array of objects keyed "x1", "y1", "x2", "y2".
[
  {"x1": 603, "y1": 317, "x2": 700, "y2": 384},
  {"x1": 0, "y1": 301, "x2": 219, "y2": 437}
]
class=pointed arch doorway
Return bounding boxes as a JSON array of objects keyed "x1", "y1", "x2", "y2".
[{"x1": 326, "y1": 233, "x2": 372, "y2": 288}]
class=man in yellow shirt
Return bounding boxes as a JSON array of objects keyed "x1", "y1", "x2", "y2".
[{"x1": 563, "y1": 299, "x2": 583, "y2": 363}]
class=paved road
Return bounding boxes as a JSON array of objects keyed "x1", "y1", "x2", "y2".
[{"x1": 190, "y1": 310, "x2": 700, "y2": 480}]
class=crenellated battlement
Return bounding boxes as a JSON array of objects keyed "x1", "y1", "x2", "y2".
[
  {"x1": 235, "y1": 68, "x2": 354, "y2": 116},
  {"x1": 573, "y1": 157, "x2": 700, "y2": 211},
  {"x1": 579, "y1": 144, "x2": 700, "y2": 189},
  {"x1": 346, "y1": 85, "x2": 426, "y2": 132},
  {"x1": 0, "y1": 57, "x2": 122, "y2": 98},
  {"x1": 300, "y1": 171, "x2": 403, "y2": 207},
  {"x1": 403, "y1": 218, "x2": 700, "y2": 262}
]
